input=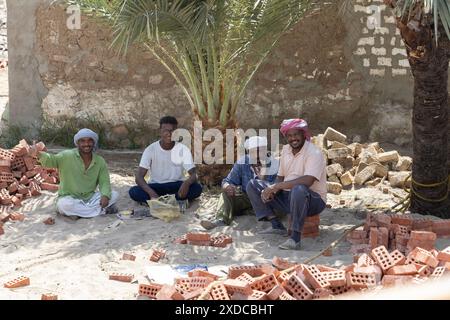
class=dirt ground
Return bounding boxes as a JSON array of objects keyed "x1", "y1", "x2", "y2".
[{"x1": 1, "y1": 151, "x2": 449, "y2": 300}]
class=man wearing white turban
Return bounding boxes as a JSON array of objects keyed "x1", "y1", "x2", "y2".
[
  {"x1": 200, "y1": 136, "x2": 279, "y2": 230},
  {"x1": 35, "y1": 128, "x2": 119, "y2": 218}
]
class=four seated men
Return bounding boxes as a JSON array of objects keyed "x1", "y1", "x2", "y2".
[{"x1": 36, "y1": 116, "x2": 327, "y2": 251}]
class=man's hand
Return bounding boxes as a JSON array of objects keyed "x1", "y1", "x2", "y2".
[
  {"x1": 100, "y1": 195, "x2": 110, "y2": 208},
  {"x1": 261, "y1": 184, "x2": 278, "y2": 203},
  {"x1": 29, "y1": 141, "x2": 47, "y2": 158},
  {"x1": 178, "y1": 181, "x2": 190, "y2": 199},
  {"x1": 147, "y1": 188, "x2": 159, "y2": 200},
  {"x1": 223, "y1": 184, "x2": 236, "y2": 197},
  {"x1": 252, "y1": 165, "x2": 264, "y2": 179}
]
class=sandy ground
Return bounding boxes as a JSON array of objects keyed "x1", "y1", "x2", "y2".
[{"x1": 1, "y1": 155, "x2": 449, "y2": 300}]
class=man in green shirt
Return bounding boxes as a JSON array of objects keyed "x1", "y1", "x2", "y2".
[{"x1": 34, "y1": 128, "x2": 118, "y2": 218}]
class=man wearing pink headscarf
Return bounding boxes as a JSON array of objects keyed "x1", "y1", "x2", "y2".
[{"x1": 247, "y1": 119, "x2": 327, "y2": 250}]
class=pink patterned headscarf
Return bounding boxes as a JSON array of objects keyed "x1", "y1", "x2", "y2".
[{"x1": 280, "y1": 118, "x2": 311, "y2": 141}]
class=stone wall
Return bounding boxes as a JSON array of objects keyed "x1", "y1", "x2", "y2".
[{"x1": 7, "y1": 0, "x2": 449, "y2": 148}]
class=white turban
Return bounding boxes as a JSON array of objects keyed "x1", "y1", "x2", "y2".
[
  {"x1": 74, "y1": 128, "x2": 99, "y2": 150},
  {"x1": 244, "y1": 136, "x2": 268, "y2": 150}
]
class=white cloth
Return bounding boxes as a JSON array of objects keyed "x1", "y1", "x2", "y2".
[
  {"x1": 139, "y1": 141, "x2": 195, "y2": 184},
  {"x1": 74, "y1": 128, "x2": 99, "y2": 150},
  {"x1": 57, "y1": 191, "x2": 119, "y2": 218},
  {"x1": 244, "y1": 136, "x2": 268, "y2": 150}
]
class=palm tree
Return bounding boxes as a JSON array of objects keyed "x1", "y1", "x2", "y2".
[
  {"x1": 63, "y1": 0, "x2": 311, "y2": 185},
  {"x1": 380, "y1": 0, "x2": 450, "y2": 217},
  {"x1": 64, "y1": 0, "x2": 310, "y2": 129}
]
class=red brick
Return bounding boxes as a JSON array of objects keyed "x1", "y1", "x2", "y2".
[
  {"x1": 19, "y1": 175, "x2": 29, "y2": 185},
  {"x1": 248, "y1": 290, "x2": 267, "y2": 300},
  {"x1": 182, "y1": 288, "x2": 203, "y2": 300},
  {"x1": 353, "y1": 265, "x2": 383, "y2": 282},
  {"x1": 44, "y1": 176, "x2": 58, "y2": 184},
  {"x1": 305, "y1": 215, "x2": 320, "y2": 223},
  {"x1": 0, "y1": 148, "x2": 16, "y2": 161},
  {"x1": 175, "y1": 277, "x2": 213, "y2": 292},
  {"x1": 4, "y1": 276, "x2": 30, "y2": 288},
  {"x1": 0, "y1": 212, "x2": 10, "y2": 222},
  {"x1": 321, "y1": 270, "x2": 346, "y2": 287},
  {"x1": 390, "y1": 214, "x2": 413, "y2": 227},
  {"x1": 41, "y1": 293, "x2": 58, "y2": 300},
  {"x1": 250, "y1": 274, "x2": 277, "y2": 293},
  {"x1": 25, "y1": 170, "x2": 38, "y2": 179},
  {"x1": 121, "y1": 253, "x2": 136, "y2": 261},
  {"x1": 139, "y1": 283, "x2": 162, "y2": 298},
  {"x1": 17, "y1": 185, "x2": 30, "y2": 195},
  {"x1": 210, "y1": 283, "x2": 230, "y2": 300},
  {"x1": 357, "y1": 253, "x2": 376, "y2": 267},
  {"x1": 347, "y1": 228, "x2": 368, "y2": 240},
  {"x1": 23, "y1": 156, "x2": 34, "y2": 171},
  {"x1": 8, "y1": 181, "x2": 19, "y2": 194},
  {"x1": 316, "y1": 265, "x2": 339, "y2": 272},
  {"x1": 186, "y1": 232, "x2": 211, "y2": 242},
  {"x1": 284, "y1": 274, "x2": 313, "y2": 300},
  {"x1": 303, "y1": 265, "x2": 330, "y2": 289},
  {"x1": 149, "y1": 248, "x2": 166, "y2": 262},
  {"x1": 408, "y1": 247, "x2": 439, "y2": 268},
  {"x1": 410, "y1": 230, "x2": 437, "y2": 241},
  {"x1": 377, "y1": 227, "x2": 389, "y2": 248},
  {"x1": 109, "y1": 273, "x2": 133, "y2": 282},
  {"x1": 279, "y1": 291, "x2": 296, "y2": 300},
  {"x1": 371, "y1": 245, "x2": 395, "y2": 271},
  {"x1": 432, "y1": 220, "x2": 450, "y2": 236},
  {"x1": 11, "y1": 196, "x2": 22, "y2": 207},
  {"x1": 392, "y1": 224, "x2": 411, "y2": 237},
  {"x1": 11, "y1": 145, "x2": 28, "y2": 157},
  {"x1": 406, "y1": 239, "x2": 435, "y2": 252},
  {"x1": 346, "y1": 272, "x2": 376, "y2": 289},
  {"x1": 386, "y1": 264, "x2": 417, "y2": 276},
  {"x1": 188, "y1": 269, "x2": 219, "y2": 280},
  {"x1": 329, "y1": 285, "x2": 353, "y2": 296},
  {"x1": 369, "y1": 228, "x2": 378, "y2": 249},
  {"x1": 272, "y1": 256, "x2": 295, "y2": 270},
  {"x1": 390, "y1": 249, "x2": 406, "y2": 266},
  {"x1": 0, "y1": 224, "x2": 4, "y2": 236},
  {"x1": 228, "y1": 265, "x2": 267, "y2": 279},
  {"x1": 437, "y1": 247, "x2": 450, "y2": 262},
  {"x1": 267, "y1": 285, "x2": 285, "y2": 300},
  {"x1": 374, "y1": 213, "x2": 391, "y2": 228},
  {"x1": 443, "y1": 262, "x2": 450, "y2": 270},
  {"x1": 155, "y1": 285, "x2": 184, "y2": 300},
  {"x1": 43, "y1": 217, "x2": 55, "y2": 225},
  {"x1": 412, "y1": 218, "x2": 433, "y2": 231},
  {"x1": 40, "y1": 183, "x2": 59, "y2": 192},
  {"x1": 312, "y1": 288, "x2": 333, "y2": 300},
  {"x1": 10, "y1": 212, "x2": 25, "y2": 222},
  {"x1": 381, "y1": 275, "x2": 413, "y2": 287},
  {"x1": 223, "y1": 279, "x2": 253, "y2": 296},
  {"x1": 430, "y1": 266, "x2": 446, "y2": 279},
  {"x1": 187, "y1": 240, "x2": 211, "y2": 246},
  {"x1": 236, "y1": 272, "x2": 255, "y2": 284}
]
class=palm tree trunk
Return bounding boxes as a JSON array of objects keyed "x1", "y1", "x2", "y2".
[{"x1": 407, "y1": 41, "x2": 450, "y2": 217}]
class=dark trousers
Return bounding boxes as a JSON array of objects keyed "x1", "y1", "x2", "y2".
[
  {"x1": 246, "y1": 179, "x2": 326, "y2": 233},
  {"x1": 129, "y1": 181, "x2": 203, "y2": 202}
]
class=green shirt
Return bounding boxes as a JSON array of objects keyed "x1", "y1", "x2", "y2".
[{"x1": 38, "y1": 149, "x2": 112, "y2": 201}]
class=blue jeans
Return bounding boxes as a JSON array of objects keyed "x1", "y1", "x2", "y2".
[
  {"x1": 246, "y1": 179, "x2": 326, "y2": 233},
  {"x1": 129, "y1": 181, "x2": 203, "y2": 202}
]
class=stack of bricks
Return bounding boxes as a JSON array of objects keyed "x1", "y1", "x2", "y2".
[
  {"x1": 175, "y1": 232, "x2": 233, "y2": 248},
  {"x1": 310, "y1": 127, "x2": 414, "y2": 195},
  {"x1": 301, "y1": 215, "x2": 320, "y2": 238},
  {"x1": 346, "y1": 212, "x2": 450, "y2": 255},
  {"x1": 0, "y1": 139, "x2": 59, "y2": 236},
  {"x1": 136, "y1": 245, "x2": 450, "y2": 300}
]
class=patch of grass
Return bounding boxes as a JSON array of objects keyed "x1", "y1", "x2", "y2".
[
  {"x1": 0, "y1": 124, "x2": 36, "y2": 148},
  {"x1": 40, "y1": 116, "x2": 109, "y2": 148}
]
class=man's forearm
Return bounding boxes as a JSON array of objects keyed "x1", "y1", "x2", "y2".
[
  {"x1": 136, "y1": 176, "x2": 153, "y2": 194},
  {"x1": 274, "y1": 176, "x2": 315, "y2": 191}
]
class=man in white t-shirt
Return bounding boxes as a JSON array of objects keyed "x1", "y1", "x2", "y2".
[{"x1": 129, "y1": 116, "x2": 202, "y2": 204}]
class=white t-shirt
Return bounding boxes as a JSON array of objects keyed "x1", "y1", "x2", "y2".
[{"x1": 139, "y1": 141, "x2": 195, "y2": 184}]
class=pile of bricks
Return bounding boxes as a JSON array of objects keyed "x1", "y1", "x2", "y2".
[
  {"x1": 175, "y1": 232, "x2": 233, "y2": 248},
  {"x1": 347, "y1": 212, "x2": 450, "y2": 255},
  {"x1": 311, "y1": 127, "x2": 413, "y2": 195},
  {"x1": 0, "y1": 139, "x2": 59, "y2": 236},
  {"x1": 137, "y1": 245, "x2": 450, "y2": 300}
]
